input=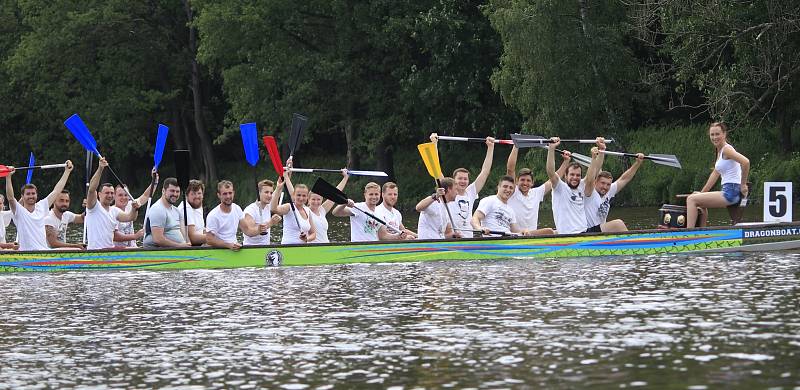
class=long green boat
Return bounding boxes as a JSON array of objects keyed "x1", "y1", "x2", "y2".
[{"x1": 1, "y1": 222, "x2": 799, "y2": 273}]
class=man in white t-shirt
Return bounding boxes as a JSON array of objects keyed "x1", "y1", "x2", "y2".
[
  {"x1": 44, "y1": 190, "x2": 85, "y2": 249},
  {"x1": 243, "y1": 179, "x2": 282, "y2": 246},
  {"x1": 430, "y1": 133, "x2": 495, "y2": 238},
  {"x1": 0, "y1": 194, "x2": 18, "y2": 250},
  {"x1": 177, "y1": 179, "x2": 207, "y2": 246},
  {"x1": 85, "y1": 158, "x2": 147, "y2": 250},
  {"x1": 415, "y1": 178, "x2": 460, "y2": 240},
  {"x1": 546, "y1": 137, "x2": 607, "y2": 235},
  {"x1": 376, "y1": 182, "x2": 417, "y2": 239},
  {"x1": 472, "y1": 175, "x2": 540, "y2": 236},
  {"x1": 143, "y1": 177, "x2": 190, "y2": 248},
  {"x1": 205, "y1": 180, "x2": 265, "y2": 250},
  {"x1": 332, "y1": 182, "x2": 409, "y2": 242},
  {"x1": 584, "y1": 152, "x2": 645, "y2": 232},
  {"x1": 506, "y1": 145, "x2": 570, "y2": 232},
  {"x1": 4, "y1": 160, "x2": 74, "y2": 251}
]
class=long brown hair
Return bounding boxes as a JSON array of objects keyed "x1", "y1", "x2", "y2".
[{"x1": 709, "y1": 121, "x2": 730, "y2": 158}]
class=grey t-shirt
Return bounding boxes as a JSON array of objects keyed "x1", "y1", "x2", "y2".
[{"x1": 143, "y1": 200, "x2": 183, "y2": 248}]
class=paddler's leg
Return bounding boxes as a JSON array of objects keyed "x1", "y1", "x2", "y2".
[
  {"x1": 686, "y1": 192, "x2": 728, "y2": 228},
  {"x1": 600, "y1": 219, "x2": 627, "y2": 232}
]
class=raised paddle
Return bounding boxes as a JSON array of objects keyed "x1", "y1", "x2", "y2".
[
  {"x1": 145, "y1": 124, "x2": 170, "y2": 214},
  {"x1": 25, "y1": 153, "x2": 34, "y2": 184},
  {"x1": 511, "y1": 133, "x2": 615, "y2": 145},
  {"x1": 600, "y1": 150, "x2": 682, "y2": 169},
  {"x1": 510, "y1": 134, "x2": 591, "y2": 167},
  {"x1": 63, "y1": 114, "x2": 134, "y2": 200},
  {"x1": 240, "y1": 122, "x2": 267, "y2": 235},
  {"x1": 263, "y1": 135, "x2": 302, "y2": 231},
  {"x1": 0, "y1": 163, "x2": 68, "y2": 177},
  {"x1": 174, "y1": 149, "x2": 191, "y2": 242},
  {"x1": 288, "y1": 113, "x2": 308, "y2": 159},
  {"x1": 288, "y1": 168, "x2": 388, "y2": 177},
  {"x1": 311, "y1": 177, "x2": 401, "y2": 234},
  {"x1": 436, "y1": 136, "x2": 514, "y2": 145}
]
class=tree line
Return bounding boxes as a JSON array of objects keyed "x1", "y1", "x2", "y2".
[{"x1": 1, "y1": 0, "x2": 798, "y2": 204}]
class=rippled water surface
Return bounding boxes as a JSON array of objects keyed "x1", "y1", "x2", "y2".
[{"x1": 2, "y1": 251, "x2": 799, "y2": 389}]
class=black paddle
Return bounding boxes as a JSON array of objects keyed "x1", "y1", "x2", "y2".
[
  {"x1": 174, "y1": 150, "x2": 191, "y2": 233},
  {"x1": 311, "y1": 178, "x2": 400, "y2": 233}
]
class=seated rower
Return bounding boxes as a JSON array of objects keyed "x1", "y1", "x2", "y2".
[
  {"x1": 583, "y1": 148, "x2": 644, "y2": 232},
  {"x1": 415, "y1": 177, "x2": 460, "y2": 240},
  {"x1": 308, "y1": 170, "x2": 349, "y2": 244},
  {"x1": 472, "y1": 175, "x2": 548, "y2": 236},
  {"x1": 243, "y1": 179, "x2": 282, "y2": 246},
  {"x1": 271, "y1": 170, "x2": 316, "y2": 244},
  {"x1": 177, "y1": 179, "x2": 207, "y2": 246},
  {"x1": 44, "y1": 190, "x2": 85, "y2": 250},
  {"x1": 376, "y1": 182, "x2": 417, "y2": 239},
  {"x1": 4, "y1": 160, "x2": 74, "y2": 251},
  {"x1": 331, "y1": 182, "x2": 410, "y2": 242},
  {"x1": 113, "y1": 184, "x2": 144, "y2": 247},
  {"x1": 0, "y1": 194, "x2": 18, "y2": 250},
  {"x1": 85, "y1": 158, "x2": 152, "y2": 250},
  {"x1": 205, "y1": 180, "x2": 265, "y2": 251},
  {"x1": 506, "y1": 145, "x2": 570, "y2": 232},
  {"x1": 143, "y1": 178, "x2": 190, "y2": 248}
]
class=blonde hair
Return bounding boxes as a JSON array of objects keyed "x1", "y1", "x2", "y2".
[{"x1": 364, "y1": 182, "x2": 380, "y2": 192}]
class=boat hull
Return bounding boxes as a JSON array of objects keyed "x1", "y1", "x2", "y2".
[{"x1": 2, "y1": 222, "x2": 799, "y2": 272}]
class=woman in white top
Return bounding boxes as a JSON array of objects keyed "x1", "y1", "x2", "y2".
[
  {"x1": 308, "y1": 169, "x2": 349, "y2": 244},
  {"x1": 686, "y1": 122, "x2": 750, "y2": 228},
  {"x1": 270, "y1": 168, "x2": 316, "y2": 244}
]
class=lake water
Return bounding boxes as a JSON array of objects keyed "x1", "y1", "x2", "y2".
[{"x1": 1, "y1": 206, "x2": 799, "y2": 388}]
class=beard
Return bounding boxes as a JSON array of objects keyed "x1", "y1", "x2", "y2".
[{"x1": 56, "y1": 205, "x2": 69, "y2": 212}]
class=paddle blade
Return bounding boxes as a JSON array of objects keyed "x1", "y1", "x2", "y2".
[
  {"x1": 262, "y1": 136, "x2": 284, "y2": 176},
  {"x1": 511, "y1": 133, "x2": 548, "y2": 148},
  {"x1": 154, "y1": 124, "x2": 169, "y2": 168},
  {"x1": 64, "y1": 114, "x2": 99, "y2": 154},
  {"x1": 311, "y1": 177, "x2": 349, "y2": 205},
  {"x1": 0, "y1": 165, "x2": 11, "y2": 178},
  {"x1": 174, "y1": 150, "x2": 191, "y2": 190},
  {"x1": 289, "y1": 113, "x2": 308, "y2": 156},
  {"x1": 570, "y1": 152, "x2": 592, "y2": 167},
  {"x1": 25, "y1": 152, "x2": 34, "y2": 184},
  {"x1": 239, "y1": 123, "x2": 259, "y2": 167},
  {"x1": 649, "y1": 154, "x2": 682, "y2": 169},
  {"x1": 347, "y1": 170, "x2": 389, "y2": 177},
  {"x1": 417, "y1": 142, "x2": 443, "y2": 178}
]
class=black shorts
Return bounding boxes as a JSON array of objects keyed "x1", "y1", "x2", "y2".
[{"x1": 585, "y1": 224, "x2": 602, "y2": 233}]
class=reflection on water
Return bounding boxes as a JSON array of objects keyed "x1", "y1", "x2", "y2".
[{"x1": 1, "y1": 251, "x2": 799, "y2": 388}]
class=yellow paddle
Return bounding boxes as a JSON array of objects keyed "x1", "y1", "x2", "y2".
[{"x1": 418, "y1": 142, "x2": 460, "y2": 236}]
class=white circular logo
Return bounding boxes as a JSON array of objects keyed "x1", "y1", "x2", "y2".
[{"x1": 266, "y1": 250, "x2": 283, "y2": 267}]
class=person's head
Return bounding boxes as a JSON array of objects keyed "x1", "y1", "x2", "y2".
[
  {"x1": 709, "y1": 121, "x2": 729, "y2": 150},
  {"x1": 439, "y1": 177, "x2": 456, "y2": 201},
  {"x1": 453, "y1": 168, "x2": 470, "y2": 191},
  {"x1": 566, "y1": 163, "x2": 582, "y2": 189},
  {"x1": 187, "y1": 179, "x2": 205, "y2": 209},
  {"x1": 309, "y1": 192, "x2": 324, "y2": 209},
  {"x1": 20, "y1": 184, "x2": 38, "y2": 206},
  {"x1": 257, "y1": 179, "x2": 275, "y2": 204},
  {"x1": 364, "y1": 182, "x2": 381, "y2": 206},
  {"x1": 496, "y1": 175, "x2": 516, "y2": 202},
  {"x1": 98, "y1": 183, "x2": 115, "y2": 206},
  {"x1": 293, "y1": 184, "x2": 309, "y2": 206},
  {"x1": 161, "y1": 177, "x2": 181, "y2": 206},
  {"x1": 595, "y1": 171, "x2": 613, "y2": 196},
  {"x1": 216, "y1": 180, "x2": 235, "y2": 206},
  {"x1": 516, "y1": 168, "x2": 534, "y2": 192},
  {"x1": 114, "y1": 184, "x2": 129, "y2": 207},
  {"x1": 53, "y1": 190, "x2": 71, "y2": 213},
  {"x1": 381, "y1": 182, "x2": 398, "y2": 208}
]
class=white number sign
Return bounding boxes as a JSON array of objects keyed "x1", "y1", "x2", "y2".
[{"x1": 763, "y1": 182, "x2": 792, "y2": 222}]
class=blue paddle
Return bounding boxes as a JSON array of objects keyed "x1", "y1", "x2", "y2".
[
  {"x1": 63, "y1": 114, "x2": 134, "y2": 199},
  {"x1": 25, "y1": 152, "x2": 34, "y2": 184},
  {"x1": 146, "y1": 124, "x2": 170, "y2": 214},
  {"x1": 240, "y1": 123, "x2": 269, "y2": 236}
]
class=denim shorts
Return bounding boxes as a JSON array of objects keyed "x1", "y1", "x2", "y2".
[{"x1": 722, "y1": 183, "x2": 742, "y2": 205}]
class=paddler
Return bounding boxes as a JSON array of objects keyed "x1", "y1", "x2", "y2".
[
  {"x1": 243, "y1": 179, "x2": 282, "y2": 245},
  {"x1": 112, "y1": 184, "x2": 144, "y2": 247},
  {"x1": 205, "y1": 180, "x2": 267, "y2": 251},
  {"x1": 143, "y1": 177, "x2": 190, "y2": 248},
  {"x1": 308, "y1": 169, "x2": 349, "y2": 244},
  {"x1": 0, "y1": 194, "x2": 18, "y2": 250},
  {"x1": 271, "y1": 167, "x2": 317, "y2": 244},
  {"x1": 376, "y1": 182, "x2": 417, "y2": 239},
  {"x1": 44, "y1": 190, "x2": 85, "y2": 249},
  {"x1": 506, "y1": 145, "x2": 570, "y2": 232},
  {"x1": 331, "y1": 182, "x2": 410, "y2": 242},
  {"x1": 584, "y1": 150, "x2": 645, "y2": 232},
  {"x1": 415, "y1": 178, "x2": 460, "y2": 240},
  {"x1": 472, "y1": 175, "x2": 549, "y2": 236},
  {"x1": 177, "y1": 179, "x2": 207, "y2": 246}
]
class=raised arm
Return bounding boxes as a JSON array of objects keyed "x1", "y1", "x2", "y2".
[
  {"x1": 46, "y1": 160, "x2": 74, "y2": 207},
  {"x1": 472, "y1": 137, "x2": 496, "y2": 193},
  {"x1": 86, "y1": 157, "x2": 107, "y2": 209},
  {"x1": 270, "y1": 176, "x2": 292, "y2": 216},
  {"x1": 583, "y1": 139, "x2": 607, "y2": 197},
  {"x1": 322, "y1": 170, "x2": 350, "y2": 212},
  {"x1": 506, "y1": 145, "x2": 519, "y2": 178},
  {"x1": 331, "y1": 199, "x2": 355, "y2": 217},
  {"x1": 545, "y1": 137, "x2": 562, "y2": 187},
  {"x1": 416, "y1": 188, "x2": 444, "y2": 212},
  {"x1": 614, "y1": 153, "x2": 645, "y2": 192},
  {"x1": 544, "y1": 150, "x2": 572, "y2": 193},
  {"x1": 4, "y1": 169, "x2": 16, "y2": 213}
]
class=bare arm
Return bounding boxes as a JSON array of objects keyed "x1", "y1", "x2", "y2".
[
  {"x1": 506, "y1": 145, "x2": 519, "y2": 178},
  {"x1": 700, "y1": 170, "x2": 721, "y2": 192},
  {"x1": 614, "y1": 154, "x2": 645, "y2": 191},
  {"x1": 187, "y1": 224, "x2": 205, "y2": 245},
  {"x1": 5, "y1": 172, "x2": 16, "y2": 214},
  {"x1": 239, "y1": 214, "x2": 260, "y2": 237},
  {"x1": 544, "y1": 151, "x2": 572, "y2": 194},
  {"x1": 471, "y1": 210, "x2": 485, "y2": 231},
  {"x1": 545, "y1": 138, "x2": 562, "y2": 187},
  {"x1": 331, "y1": 201, "x2": 355, "y2": 217},
  {"x1": 116, "y1": 206, "x2": 140, "y2": 223},
  {"x1": 472, "y1": 137, "x2": 496, "y2": 193},
  {"x1": 322, "y1": 170, "x2": 350, "y2": 212},
  {"x1": 724, "y1": 146, "x2": 751, "y2": 195},
  {"x1": 47, "y1": 160, "x2": 74, "y2": 206},
  {"x1": 114, "y1": 229, "x2": 142, "y2": 242},
  {"x1": 149, "y1": 226, "x2": 189, "y2": 247},
  {"x1": 416, "y1": 188, "x2": 444, "y2": 212},
  {"x1": 205, "y1": 231, "x2": 240, "y2": 250},
  {"x1": 584, "y1": 140, "x2": 606, "y2": 197},
  {"x1": 86, "y1": 158, "x2": 107, "y2": 210},
  {"x1": 270, "y1": 177, "x2": 292, "y2": 215},
  {"x1": 46, "y1": 226, "x2": 83, "y2": 249}
]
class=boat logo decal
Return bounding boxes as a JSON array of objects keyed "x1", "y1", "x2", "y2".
[
  {"x1": 744, "y1": 227, "x2": 800, "y2": 238},
  {"x1": 266, "y1": 250, "x2": 283, "y2": 267}
]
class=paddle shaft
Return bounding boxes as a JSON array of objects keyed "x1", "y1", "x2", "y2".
[
  {"x1": 352, "y1": 205, "x2": 401, "y2": 234},
  {"x1": 1, "y1": 163, "x2": 67, "y2": 172},
  {"x1": 436, "y1": 136, "x2": 514, "y2": 145},
  {"x1": 601, "y1": 150, "x2": 673, "y2": 163},
  {"x1": 455, "y1": 228, "x2": 517, "y2": 237}
]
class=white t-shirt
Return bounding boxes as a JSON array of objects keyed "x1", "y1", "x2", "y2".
[
  {"x1": 448, "y1": 183, "x2": 479, "y2": 238},
  {"x1": 585, "y1": 182, "x2": 619, "y2": 228},
  {"x1": 178, "y1": 201, "x2": 205, "y2": 237},
  {"x1": 12, "y1": 199, "x2": 50, "y2": 251},
  {"x1": 376, "y1": 204, "x2": 403, "y2": 233},
  {"x1": 417, "y1": 200, "x2": 448, "y2": 240},
  {"x1": 243, "y1": 202, "x2": 271, "y2": 246},
  {"x1": 508, "y1": 184, "x2": 546, "y2": 230},
  {"x1": 309, "y1": 207, "x2": 330, "y2": 244},
  {"x1": 114, "y1": 203, "x2": 136, "y2": 248},
  {"x1": 1, "y1": 210, "x2": 13, "y2": 243},
  {"x1": 476, "y1": 195, "x2": 517, "y2": 235},
  {"x1": 44, "y1": 210, "x2": 78, "y2": 247},
  {"x1": 206, "y1": 203, "x2": 245, "y2": 244},
  {"x1": 551, "y1": 179, "x2": 588, "y2": 234},
  {"x1": 86, "y1": 202, "x2": 122, "y2": 250},
  {"x1": 282, "y1": 205, "x2": 312, "y2": 245},
  {"x1": 350, "y1": 202, "x2": 382, "y2": 242}
]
